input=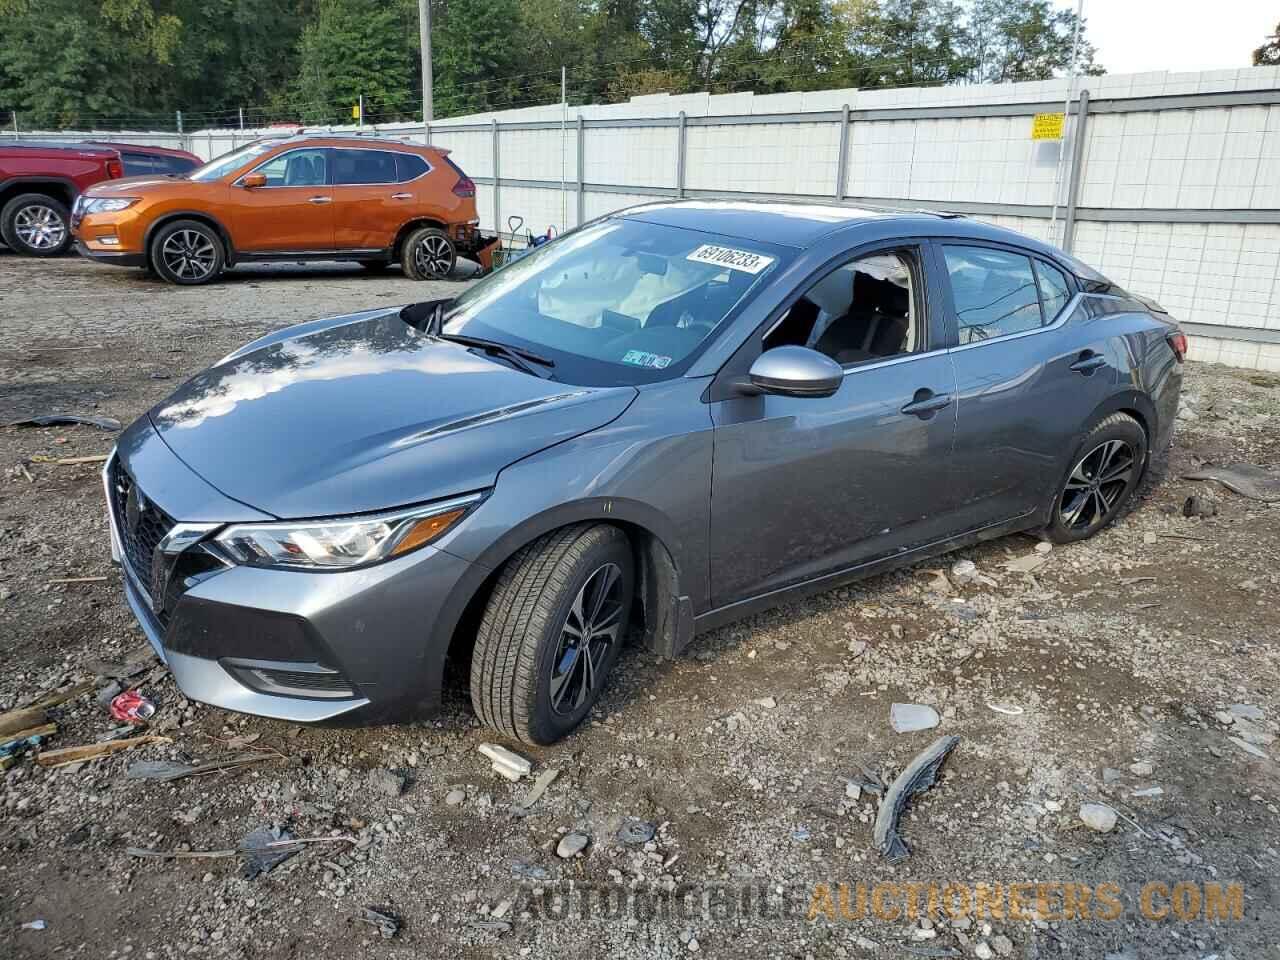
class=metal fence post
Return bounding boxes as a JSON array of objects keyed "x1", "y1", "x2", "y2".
[
  {"x1": 576, "y1": 114, "x2": 585, "y2": 226},
  {"x1": 491, "y1": 118, "x2": 500, "y2": 235},
  {"x1": 835, "y1": 103, "x2": 851, "y2": 201},
  {"x1": 676, "y1": 111, "x2": 687, "y2": 199},
  {"x1": 1062, "y1": 89, "x2": 1090, "y2": 254}
]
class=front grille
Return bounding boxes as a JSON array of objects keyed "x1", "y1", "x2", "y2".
[{"x1": 109, "y1": 461, "x2": 177, "y2": 604}]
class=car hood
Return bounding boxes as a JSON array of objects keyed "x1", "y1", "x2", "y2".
[
  {"x1": 150, "y1": 310, "x2": 636, "y2": 519},
  {"x1": 84, "y1": 175, "x2": 192, "y2": 196}
]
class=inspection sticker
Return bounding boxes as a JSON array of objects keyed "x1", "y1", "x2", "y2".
[
  {"x1": 621, "y1": 350, "x2": 673, "y2": 369},
  {"x1": 686, "y1": 243, "x2": 774, "y2": 275}
]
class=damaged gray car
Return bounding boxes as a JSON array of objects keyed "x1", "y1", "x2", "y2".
[{"x1": 105, "y1": 200, "x2": 1183, "y2": 744}]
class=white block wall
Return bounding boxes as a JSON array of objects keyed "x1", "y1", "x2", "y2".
[{"x1": 686, "y1": 121, "x2": 839, "y2": 195}]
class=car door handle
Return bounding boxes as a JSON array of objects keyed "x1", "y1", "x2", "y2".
[
  {"x1": 900, "y1": 389, "x2": 952, "y2": 418},
  {"x1": 307, "y1": 196, "x2": 331, "y2": 204},
  {"x1": 390, "y1": 192, "x2": 412, "y2": 200},
  {"x1": 1069, "y1": 351, "x2": 1107, "y2": 374}
]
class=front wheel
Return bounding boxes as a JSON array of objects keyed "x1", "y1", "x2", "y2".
[
  {"x1": 150, "y1": 220, "x2": 224, "y2": 285},
  {"x1": 1, "y1": 193, "x2": 72, "y2": 256},
  {"x1": 1045, "y1": 413, "x2": 1148, "y2": 543},
  {"x1": 471, "y1": 524, "x2": 634, "y2": 745},
  {"x1": 401, "y1": 226, "x2": 455, "y2": 280}
]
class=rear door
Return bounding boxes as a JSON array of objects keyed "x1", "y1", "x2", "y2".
[
  {"x1": 330, "y1": 148, "x2": 422, "y2": 252},
  {"x1": 940, "y1": 242, "x2": 1120, "y2": 529},
  {"x1": 229, "y1": 147, "x2": 334, "y2": 253},
  {"x1": 708, "y1": 240, "x2": 959, "y2": 608}
]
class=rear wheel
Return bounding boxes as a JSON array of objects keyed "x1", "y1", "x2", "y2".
[
  {"x1": 1, "y1": 193, "x2": 72, "y2": 256},
  {"x1": 402, "y1": 226, "x2": 455, "y2": 280},
  {"x1": 471, "y1": 524, "x2": 634, "y2": 745},
  {"x1": 150, "y1": 219, "x2": 224, "y2": 285},
  {"x1": 1045, "y1": 413, "x2": 1148, "y2": 543}
]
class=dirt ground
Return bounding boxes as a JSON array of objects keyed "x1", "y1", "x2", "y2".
[{"x1": 1, "y1": 251, "x2": 1278, "y2": 960}]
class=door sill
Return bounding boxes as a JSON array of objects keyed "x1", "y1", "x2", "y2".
[{"x1": 695, "y1": 511, "x2": 1036, "y2": 635}]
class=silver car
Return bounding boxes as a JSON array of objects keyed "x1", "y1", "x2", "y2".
[{"x1": 105, "y1": 201, "x2": 1184, "y2": 743}]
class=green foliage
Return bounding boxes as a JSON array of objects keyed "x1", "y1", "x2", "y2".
[
  {"x1": 295, "y1": 0, "x2": 416, "y2": 123},
  {"x1": 1255, "y1": 22, "x2": 1280, "y2": 67},
  {"x1": 0, "y1": 0, "x2": 1109, "y2": 130}
]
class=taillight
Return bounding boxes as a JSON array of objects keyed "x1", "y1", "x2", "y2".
[
  {"x1": 1167, "y1": 332, "x2": 1188, "y2": 363},
  {"x1": 452, "y1": 176, "x2": 475, "y2": 198},
  {"x1": 106, "y1": 159, "x2": 123, "y2": 179}
]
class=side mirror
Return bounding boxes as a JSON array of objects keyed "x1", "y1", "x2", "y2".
[
  {"x1": 240, "y1": 172, "x2": 267, "y2": 189},
  {"x1": 737, "y1": 346, "x2": 843, "y2": 399}
]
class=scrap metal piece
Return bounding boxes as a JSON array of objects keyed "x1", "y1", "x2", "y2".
[
  {"x1": 872, "y1": 735, "x2": 961, "y2": 863},
  {"x1": 239, "y1": 826, "x2": 297, "y2": 879},
  {"x1": 6, "y1": 414, "x2": 121, "y2": 431},
  {"x1": 1184, "y1": 463, "x2": 1280, "y2": 502},
  {"x1": 359, "y1": 907, "x2": 401, "y2": 939}
]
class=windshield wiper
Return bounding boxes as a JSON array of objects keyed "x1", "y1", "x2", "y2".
[{"x1": 434, "y1": 333, "x2": 556, "y2": 377}]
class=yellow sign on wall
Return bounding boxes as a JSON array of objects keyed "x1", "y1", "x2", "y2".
[{"x1": 1031, "y1": 112, "x2": 1065, "y2": 140}]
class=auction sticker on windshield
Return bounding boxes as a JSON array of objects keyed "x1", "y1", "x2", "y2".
[
  {"x1": 686, "y1": 244, "x2": 774, "y2": 275},
  {"x1": 621, "y1": 350, "x2": 672, "y2": 369}
]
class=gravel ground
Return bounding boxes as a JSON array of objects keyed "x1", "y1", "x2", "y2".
[{"x1": 1, "y1": 251, "x2": 1278, "y2": 960}]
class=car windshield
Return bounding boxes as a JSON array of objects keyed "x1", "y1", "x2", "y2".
[
  {"x1": 187, "y1": 141, "x2": 279, "y2": 182},
  {"x1": 439, "y1": 219, "x2": 785, "y2": 386}
]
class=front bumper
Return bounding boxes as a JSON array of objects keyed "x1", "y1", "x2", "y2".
[
  {"x1": 76, "y1": 240, "x2": 145, "y2": 267},
  {"x1": 105, "y1": 439, "x2": 482, "y2": 723}
]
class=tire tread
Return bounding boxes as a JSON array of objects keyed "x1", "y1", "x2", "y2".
[{"x1": 470, "y1": 524, "x2": 623, "y2": 743}]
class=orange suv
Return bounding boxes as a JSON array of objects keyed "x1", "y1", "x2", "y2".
[{"x1": 73, "y1": 134, "x2": 490, "y2": 285}]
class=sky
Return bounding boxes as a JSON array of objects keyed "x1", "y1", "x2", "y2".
[{"x1": 1065, "y1": 0, "x2": 1277, "y2": 74}]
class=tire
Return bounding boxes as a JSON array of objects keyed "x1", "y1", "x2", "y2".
[
  {"x1": 149, "y1": 219, "x2": 224, "y2": 285},
  {"x1": 401, "y1": 226, "x2": 455, "y2": 280},
  {"x1": 1044, "y1": 413, "x2": 1148, "y2": 544},
  {"x1": 471, "y1": 524, "x2": 634, "y2": 745},
  {"x1": 1, "y1": 193, "x2": 72, "y2": 256}
]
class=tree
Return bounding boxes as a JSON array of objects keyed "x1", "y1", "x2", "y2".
[
  {"x1": 430, "y1": 0, "x2": 525, "y2": 116},
  {"x1": 841, "y1": 0, "x2": 974, "y2": 88},
  {"x1": 965, "y1": 0, "x2": 1100, "y2": 84},
  {"x1": 294, "y1": 0, "x2": 416, "y2": 123},
  {"x1": 1255, "y1": 22, "x2": 1280, "y2": 66}
]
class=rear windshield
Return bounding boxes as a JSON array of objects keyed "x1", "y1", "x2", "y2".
[{"x1": 438, "y1": 218, "x2": 787, "y2": 386}]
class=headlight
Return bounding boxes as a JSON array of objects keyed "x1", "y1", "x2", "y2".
[
  {"x1": 213, "y1": 493, "x2": 482, "y2": 570},
  {"x1": 83, "y1": 197, "x2": 139, "y2": 213}
]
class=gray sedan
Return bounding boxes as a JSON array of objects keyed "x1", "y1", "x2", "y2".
[{"x1": 105, "y1": 200, "x2": 1183, "y2": 743}]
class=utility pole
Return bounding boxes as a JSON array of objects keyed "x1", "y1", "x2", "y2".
[
  {"x1": 1049, "y1": 0, "x2": 1084, "y2": 246},
  {"x1": 239, "y1": 107, "x2": 245, "y2": 130},
  {"x1": 419, "y1": 0, "x2": 433, "y2": 122},
  {"x1": 560, "y1": 66, "x2": 567, "y2": 231}
]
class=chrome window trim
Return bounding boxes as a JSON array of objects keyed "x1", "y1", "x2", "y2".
[
  {"x1": 329, "y1": 146, "x2": 433, "y2": 187},
  {"x1": 235, "y1": 147, "x2": 332, "y2": 189},
  {"x1": 841, "y1": 345, "x2": 949, "y2": 377},
  {"x1": 947, "y1": 291, "x2": 1087, "y2": 354}
]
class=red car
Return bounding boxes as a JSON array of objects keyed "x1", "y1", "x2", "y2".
[{"x1": 0, "y1": 140, "x2": 201, "y2": 256}]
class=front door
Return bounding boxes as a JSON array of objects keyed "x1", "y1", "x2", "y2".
[
  {"x1": 940, "y1": 243, "x2": 1120, "y2": 529},
  {"x1": 708, "y1": 244, "x2": 959, "y2": 608},
  {"x1": 230, "y1": 147, "x2": 334, "y2": 253}
]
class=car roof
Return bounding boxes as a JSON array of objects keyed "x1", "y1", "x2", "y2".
[
  {"x1": 0, "y1": 139, "x2": 118, "y2": 156},
  {"x1": 261, "y1": 134, "x2": 437, "y2": 153},
  {"x1": 615, "y1": 198, "x2": 1069, "y2": 262},
  {"x1": 82, "y1": 140, "x2": 199, "y2": 160}
]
